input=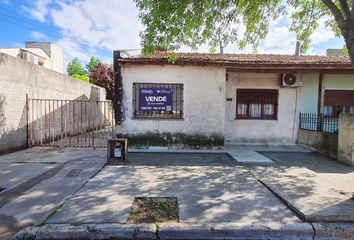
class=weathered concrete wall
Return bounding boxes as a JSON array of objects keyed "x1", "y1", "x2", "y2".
[
  {"x1": 297, "y1": 129, "x2": 338, "y2": 158},
  {"x1": 118, "y1": 64, "x2": 225, "y2": 147},
  {"x1": 0, "y1": 53, "x2": 106, "y2": 154},
  {"x1": 225, "y1": 72, "x2": 301, "y2": 144},
  {"x1": 338, "y1": 114, "x2": 354, "y2": 166}
]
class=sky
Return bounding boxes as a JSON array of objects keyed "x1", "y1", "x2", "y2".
[{"x1": 0, "y1": 0, "x2": 347, "y2": 66}]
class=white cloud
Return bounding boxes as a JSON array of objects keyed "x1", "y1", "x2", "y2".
[
  {"x1": 23, "y1": 0, "x2": 53, "y2": 22},
  {"x1": 310, "y1": 18, "x2": 335, "y2": 45},
  {"x1": 25, "y1": 0, "x2": 143, "y2": 64},
  {"x1": 56, "y1": 37, "x2": 91, "y2": 64},
  {"x1": 31, "y1": 31, "x2": 47, "y2": 39}
]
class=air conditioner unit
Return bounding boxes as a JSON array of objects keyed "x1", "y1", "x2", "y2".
[
  {"x1": 22, "y1": 52, "x2": 37, "y2": 64},
  {"x1": 280, "y1": 73, "x2": 302, "y2": 87},
  {"x1": 22, "y1": 52, "x2": 31, "y2": 61}
]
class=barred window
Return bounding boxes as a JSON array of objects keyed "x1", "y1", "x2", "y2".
[
  {"x1": 132, "y1": 83, "x2": 183, "y2": 119},
  {"x1": 236, "y1": 89, "x2": 278, "y2": 120}
]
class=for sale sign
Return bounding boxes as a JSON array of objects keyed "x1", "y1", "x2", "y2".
[{"x1": 139, "y1": 87, "x2": 173, "y2": 112}]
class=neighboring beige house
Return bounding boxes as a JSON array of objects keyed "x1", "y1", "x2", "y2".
[{"x1": 0, "y1": 42, "x2": 64, "y2": 73}]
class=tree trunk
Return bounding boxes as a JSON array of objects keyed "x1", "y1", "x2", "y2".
[{"x1": 342, "y1": 19, "x2": 354, "y2": 69}]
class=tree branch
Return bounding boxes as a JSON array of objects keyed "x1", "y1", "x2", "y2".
[
  {"x1": 338, "y1": 0, "x2": 350, "y2": 19},
  {"x1": 321, "y1": 0, "x2": 346, "y2": 27}
]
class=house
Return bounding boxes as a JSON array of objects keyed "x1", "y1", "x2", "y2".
[
  {"x1": 0, "y1": 42, "x2": 64, "y2": 73},
  {"x1": 113, "y1": 52, "x2": 354, "y2": 147}
]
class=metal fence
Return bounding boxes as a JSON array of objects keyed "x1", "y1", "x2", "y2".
[
  {"x1": 27, "y1": 98, "x2": 115, "y2": 148},
  {"x1": 299, "y1": 112, "x2": 338, "y2": 133}
]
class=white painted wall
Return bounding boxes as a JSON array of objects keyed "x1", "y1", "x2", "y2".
[
  {"x1": 119, "y1": 65, "x2": 225, "y2": 137},
  {"x1": 224, "y1": 72, "x2": 301, "y2": 144}
]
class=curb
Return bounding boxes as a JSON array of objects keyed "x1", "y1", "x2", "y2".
[
  {"x1": 11, "y1": 223, "x2": 157, "y2": 240},
  {"x1": 313, "y1": 223, "x2": 354, "y2": 240},
  {"x1": 10, "y1": 222, "x2": 354, "y2": 240},
  {"x1": 158, "y1": 222, "x2": 314, "y2": 240}
]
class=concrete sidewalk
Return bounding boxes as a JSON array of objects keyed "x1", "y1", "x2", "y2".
[
  {"x1": 5, "y1": 145, "x2": 354, "y2": 239},
  {"x1": 47, "y1": 153, "x2": 300, "y2": 225},
  {"x1": 245, "y1": 151, "x2": 354, "y2": 222},
  {"x1": 0, "y1": 147, "x2": 106, "y2": 240}
]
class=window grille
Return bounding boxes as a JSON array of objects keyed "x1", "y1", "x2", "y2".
[
  {"x1": 132, "y1": 83, "x2": 183, "y2": 119},
  {"x1": 236, "y1": 89, "x2": 278, "y2": 120}
]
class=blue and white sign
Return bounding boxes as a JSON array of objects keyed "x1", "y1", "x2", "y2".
[{"x1": 139, "y1": 87, "x2": 173, "y2": 112}]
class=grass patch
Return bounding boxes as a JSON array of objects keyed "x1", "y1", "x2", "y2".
[{"x1": 127, "y1": 197, "x2": 178, "y2": 224}]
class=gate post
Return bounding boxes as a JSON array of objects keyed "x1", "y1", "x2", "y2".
[
  {"x1": 26, "y1": 93, "x2": 29, "y2": 148},
  {"x1": 338, "y1": 113, "x2": 354, "y2": 166}
]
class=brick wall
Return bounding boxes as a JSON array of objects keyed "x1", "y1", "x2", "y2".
[{"x1": 0, "y1": 53, "x2": 106, "y2": 154}]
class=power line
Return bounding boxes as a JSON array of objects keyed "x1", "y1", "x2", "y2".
[
  {"x1": 0, "y1": 16, "x2": 61, "y2": 39},
  {"x1": 0, "y1": 6, "x2": 60, "y2": 34},
  {"x1": 0, "y1": 15, "x2": 100, "y2": 50}
]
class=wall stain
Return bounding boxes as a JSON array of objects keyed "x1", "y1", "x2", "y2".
[{"x1": 117, "y1": 132, "x2": 224, "y2": 148}]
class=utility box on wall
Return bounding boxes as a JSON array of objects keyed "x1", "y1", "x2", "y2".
[{"x1": 107, "y1": 139, "x2": 128, "y2": 164}]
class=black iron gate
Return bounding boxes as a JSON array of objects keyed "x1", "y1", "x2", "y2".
[{"x1": 27, "y1": 98, "x2": 115, "y2": 148}]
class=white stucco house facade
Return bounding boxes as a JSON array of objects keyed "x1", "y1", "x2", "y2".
[{"x1": 114, "y1": 52, "x2": 353, "y2": 147}]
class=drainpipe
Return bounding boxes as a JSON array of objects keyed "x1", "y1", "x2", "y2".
[
  {"x1": 317, "y1": 72, "x2": 324, "y2": 131},
  {"x1": 113, "y1": 50, "x2": 123, "y2": 125}
]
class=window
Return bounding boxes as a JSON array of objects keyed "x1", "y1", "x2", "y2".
[
  {"x1": 236, "y1": 89, "x2": 278, "y2": 120},
  {"x1": 323, "y1": 106, "x2": 334, "y2": 117},
  {"x1": 350, "y1": 106, "x2": 354, "y2": 114},
  {"x1": 324, "y1": 90, "x2": 354, "y2": 117},
  {"x1": 133, "y1": 83, "x2": 183, "y2": 119},
  {"x1": 324, "y1": 105, "x2": 354, "y2": 117}
]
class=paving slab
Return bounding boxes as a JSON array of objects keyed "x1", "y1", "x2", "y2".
[
  {"x1": 247, "y1": 151, "x2": 354, "y2": 222},
  {"x1": 227, "y1": 150, "x2": 274, "y2": 164},
  {"x1": 224, "y1": 144, "x2": 312, "y2": 152},
  {"x1": 49, "y1": 153, "x2": 300, "y2": 225},
  {"x1": 225, "y1": 144, "x2": 311, "y2": 164}
]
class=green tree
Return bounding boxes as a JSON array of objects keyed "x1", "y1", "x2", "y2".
[
  {"x1": 89, "y1": 63, "x2": 115, "y2": 100},
  {"x1": 71, "y1": 73, "x2": 90, "y2": 82},
  {"x1": 86, "y1": 56, "x2": 100, "y2": 74},
  {"x1": 135, "y1": 0, "x2": 354, "y2": 68},
  {"x1": 67, "y1": 57, "x2": 87, "y2": 76}
]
